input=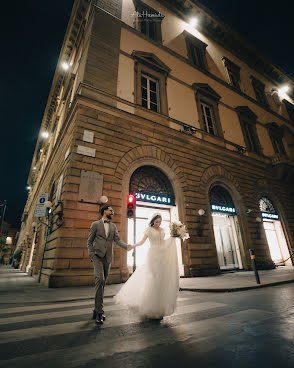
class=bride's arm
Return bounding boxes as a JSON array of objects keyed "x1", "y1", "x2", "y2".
[{"x1": 132, "y1": 234, "x2": 148, "y2": 248}]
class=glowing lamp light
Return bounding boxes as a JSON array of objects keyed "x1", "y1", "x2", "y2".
[
  {"x1": 198, "y1": 209, "x2": 205, "y2": 216},
  {"x1": 62, "y1": 61, "x2": 69, "y2": 71},
  {"x1": 189, "y1": 18, "x2": 198, "y2": 27},
  {"x1": 6, "y1": 237, "x2": 12, "y2": 245},
  {"x1": 26, "y1": 186, "x2": 31, "y2": 191},
  {"x1": 278, "y1": 85, "x2": 290, "y2": 98},
  {"x1": 41, "y1": 131, "x2": 49, "y2": 139}
]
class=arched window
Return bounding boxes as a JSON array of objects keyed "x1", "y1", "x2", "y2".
[
  {"x1": 259, "y1": 197, "x2": 276, "y2": 213},
  {"x1": 130, "y1": 165, "x2": 174, "y2": 204},
  {"x1": 209, "y1": 185, "x2": 235, "y2": 207}
]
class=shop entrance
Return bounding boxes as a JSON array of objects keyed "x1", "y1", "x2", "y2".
[
  {"x1": 212, "y1": 213, "x2": 243, "y2": 270},
  {"x1": 210, "y1": 185, "x2": 243, "y2": 271},
  {"x1": 260, "y1": 197, "x2": 292, "y2": 265},
  {"x1": 127, "y1": 165, "x2": 184, "y2": 276}
]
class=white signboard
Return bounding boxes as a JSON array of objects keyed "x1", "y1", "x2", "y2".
[
  {"x1": 77, "y1": 145, "x2": 96, "y2": 158},
  {"x1": 78, "y1": 171, "x2": 103, "y2": 203},
  {"x1": 34, "y1": 193, "x2": 48, "y2": 218},
  {"x1": 83, "y1": 130, "x2": 94, "y2": 143}
]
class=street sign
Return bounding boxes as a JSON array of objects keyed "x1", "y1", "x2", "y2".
[{"x1": 34, "y1": 193, "x2": 48, "y2": 218}]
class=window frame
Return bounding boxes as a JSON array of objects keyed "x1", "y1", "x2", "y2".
[
  {"x1": 200, "y1": 101, "x2": 218, "y2": 136},
  {"x1": 193, "y1": 83, "x2": 223, "y2": 138},
  {"x1": 133, "y1": 51, "x2": 170, "y2": 115},
  {"x1": 284, "y1": 99, "x2": 294, "y2": 123},
  {"x1": 222, "y1": 57, "x2": 241, "y2": 91},
  {"x1": 141, "y1": 73, "x2": 161, "y2": 113},
  {"x1": 251, "y1": 77, "x2": 268, "y2": 107},
  {"x1": 185, "y1": 31, "x2": 208, "y2": 70},
  {"x1": 266, "y1": 123, "x2": 286, "y2": 156},
  {"x1": 236, "y1": 106, "x2": 262, "y2": 154},
  {"x1": 133, "y1": 0, "x2": 163, "y2": 43}
]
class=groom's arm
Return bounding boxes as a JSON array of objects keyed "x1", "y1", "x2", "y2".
[
  {"x1": 113, "y1": 224, "x2": 128, "y2": 250},
  {"x1": 87, "y1": 222, "x2": 97, "y2": 261}
]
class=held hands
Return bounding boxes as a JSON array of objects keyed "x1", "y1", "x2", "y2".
[{"x1": 127, "y1": 244, "x2": 135, "y2": 251}]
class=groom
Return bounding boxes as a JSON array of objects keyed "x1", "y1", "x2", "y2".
[{"x1": 87, "y1": 205, "x2": 130, "y2": 324}]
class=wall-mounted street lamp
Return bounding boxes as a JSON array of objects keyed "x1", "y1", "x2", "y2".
[
  {"x1": 189, "y1": 18, "x2": 198, "y2": 27},
  {"x1": 196, "y1": 209, "x2": 205, "y2": 236},
  {"x1": 62, "y1": 61, "x2": 69, "y2": 71},
  {"x1": 41, "y1": 131, "x2": 49, "y2": 139},
  {"x1": 98, "y1": 196, "x2": 108, "y2": 205}
]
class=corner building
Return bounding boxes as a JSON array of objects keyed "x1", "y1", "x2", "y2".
[{"x1": 19, "y1": 0, "x2": 294, "y2": 286}]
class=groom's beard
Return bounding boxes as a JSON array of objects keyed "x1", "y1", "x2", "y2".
[{"x1": 106, "y1": 214, "x2": 112, "y2": 220}]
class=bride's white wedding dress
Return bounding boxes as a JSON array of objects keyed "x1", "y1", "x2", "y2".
[{"x1": 115, "y1": 226, "x2": 179, "y2": 319}]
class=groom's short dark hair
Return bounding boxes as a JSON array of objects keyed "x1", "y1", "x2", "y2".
[{"x1": 100, "y1": 205, "x2": 110, "y2": 216}]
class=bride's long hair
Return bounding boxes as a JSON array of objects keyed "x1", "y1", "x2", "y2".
[{"x1": 149, "y1": 214, "x2": 162, "y2": 227}]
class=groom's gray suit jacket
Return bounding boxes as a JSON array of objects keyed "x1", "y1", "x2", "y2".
[{"x1": 87, "y1": 218, "x2": 127, "y2": 264}]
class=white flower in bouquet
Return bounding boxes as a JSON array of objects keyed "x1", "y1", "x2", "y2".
[{"x1": 170, "y1": 221, "x2": 190, "y2": 241}]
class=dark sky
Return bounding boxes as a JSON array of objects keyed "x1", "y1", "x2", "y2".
[{"x1": 0, "y1": 0, "x2": 293, "y2": 227}]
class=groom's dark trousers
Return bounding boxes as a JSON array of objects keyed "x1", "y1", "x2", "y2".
[{"x1": 92, "y1": 254, "x2": 110, "y2": 314}]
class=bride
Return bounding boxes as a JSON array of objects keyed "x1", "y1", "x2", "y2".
[{"x1": 114, "y1": 214, "x2": 179, "y2": 319}]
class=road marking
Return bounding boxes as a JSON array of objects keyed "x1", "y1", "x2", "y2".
[
  {"x1": 0, "y1": 308, "x2": 274, "y2": 368},
  {"x1": 0, "y1": 301, "x2": 226, "y2": 344}
]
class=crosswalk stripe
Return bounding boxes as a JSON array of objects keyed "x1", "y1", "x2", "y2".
[
  {"x1": 0, "y1": 301, "x2": 93, "y2": 315},
  {"x1": 0, "y1": 296, "x2": 189, "y2": 316},
  {"x1": 0, "y1": 301, "x2": 226, "y2": 344},
  {"x1": 0, "y1": 308, "x2": 274, "y2": 367},
  {"x1": 0, "y1": 304, "x2": 128, "y2": 326}
]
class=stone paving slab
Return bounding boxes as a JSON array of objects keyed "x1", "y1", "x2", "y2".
[{"x1": 0, "y1": 265, "x2": 294, "y2": 304}]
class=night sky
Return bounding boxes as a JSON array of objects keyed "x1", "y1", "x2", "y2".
[{"x1": 1, "y1": 0, "x2": 293, "y2": 227}]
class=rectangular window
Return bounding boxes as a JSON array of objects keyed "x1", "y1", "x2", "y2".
[
  {"x1": 243, "y1": 122, "x2": 259, "y2": 152},
  {"x1": 251, "y1": 78, "x2": 268, "y2": 107},
  {"x1": 272, "y1": 137, "x2": 286, "y2": 155},
  {"x1": 190, "y1": 44, "x2": 205, "y2": 69},
  {"x1": 140, "y1": 19, "x2": 157, "y2": 41},
  {"x1": 254, "y1": 87, "x2": 267, "y2": 106},
  {"x1": 228, "y1": 70, "x2": 240, "y2": 91},
  {"x1": 200, "y1": 102, "x2": 218, "y2": 135},
  {"x1": 141, "y1": 74, "x2": 160, "y2": 112}
]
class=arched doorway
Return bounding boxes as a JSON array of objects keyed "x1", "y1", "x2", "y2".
[
  {"x1": 259, "y1": 197, "x2": 292, "y2": 265},
  {"x1": 127, "y1": 165, "x2": 183, "y2": 275},
  {"x1": 209, "y1": 185, "x2": 244, "y2": 270}
]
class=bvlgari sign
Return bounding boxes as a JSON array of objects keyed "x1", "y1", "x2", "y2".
[
  {"x1": 211, "y1": 204, "x2": 236, "y2": 214},
  {"x1": 261, "y1": 212, "x2": 279, "y2": 220},
  {"x1": 136, "y1": 192, "x2": 174, "y2": 205}
]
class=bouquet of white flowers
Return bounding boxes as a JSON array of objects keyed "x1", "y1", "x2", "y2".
[{"x1": 170, "y1": 221, "x2": 190, "y2": 241}]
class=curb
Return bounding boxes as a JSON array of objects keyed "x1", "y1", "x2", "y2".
[{"x1": 180, "y1": 278, "x2": 294, "y2": 293}]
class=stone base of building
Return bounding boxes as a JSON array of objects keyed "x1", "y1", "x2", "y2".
[
  {"x1": 254, "y1": 259, "x2": 275, "y2": 270},
  {"x1": 185, "y1": 264, "x2": 221, "y2": 277},
  {"x1": 40, "y1": 267, "x2": 130, "y2": 288}
]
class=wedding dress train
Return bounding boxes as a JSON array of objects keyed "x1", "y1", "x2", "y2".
[{"x1": 115, "y1": 227, "x2": 179, "y2": 319}]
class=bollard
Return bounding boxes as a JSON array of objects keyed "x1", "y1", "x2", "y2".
[{"x1": 249, "y1": 249, "x2": 261, "y2": 284}]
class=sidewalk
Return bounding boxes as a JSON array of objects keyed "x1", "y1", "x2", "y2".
[{"x1": 0, "y1": 265, "x2": 294, "y2": 304}]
